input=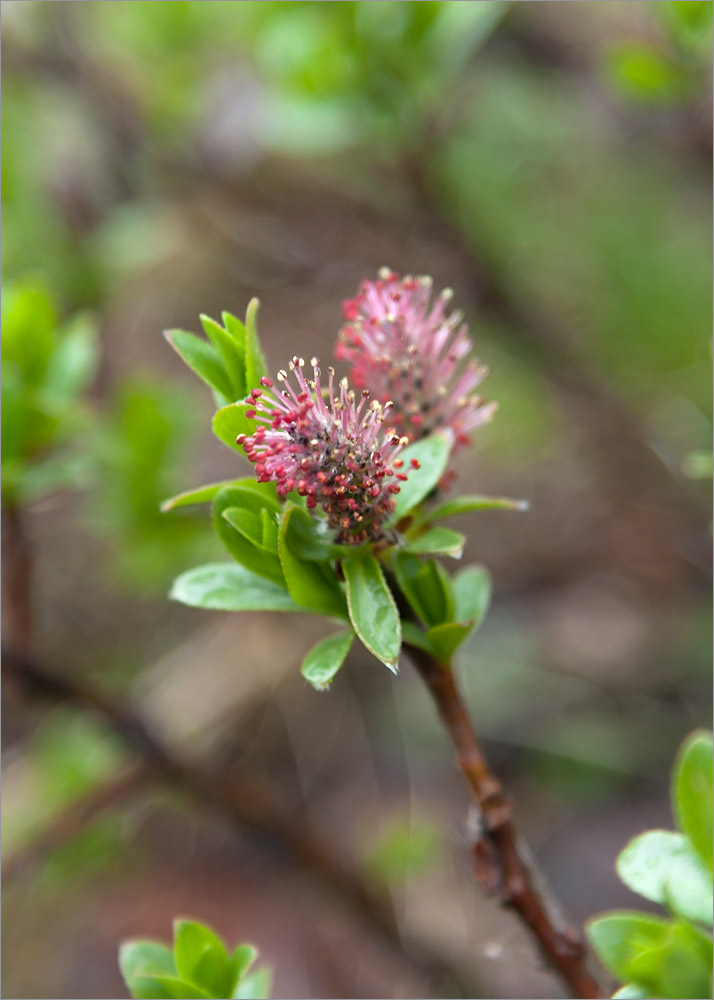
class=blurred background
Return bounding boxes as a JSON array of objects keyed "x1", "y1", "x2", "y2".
[{"x1": 1, "y1": 2, "x2": 712, "y2": 998}]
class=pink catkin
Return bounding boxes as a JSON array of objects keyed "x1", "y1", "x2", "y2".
[
  {"x1": 336, "y1": 269, "x2": 496, "y2": 451},
  {"x1": 238, "y1": 358, "x2": 410, "y2": 545}
]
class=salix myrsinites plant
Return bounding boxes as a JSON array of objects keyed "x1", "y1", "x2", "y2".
[{"x1": 164, "y1": 271, "x2": 521, "y2": 683}]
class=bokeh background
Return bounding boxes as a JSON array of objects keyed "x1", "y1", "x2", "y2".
[{"x1": 2, "y1": 2, "x2": 712, "y2": 998}]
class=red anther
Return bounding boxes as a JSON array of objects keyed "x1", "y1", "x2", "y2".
[
  {"x1": 236, "y1": 434, "x2": 246, "y2": 445},
  {"x1": 410, "y1": 458, "x2": 421, "y2": 469},
  {"x1": 245, "y1": 409, "x2": 256, "y2": 419},
  {"x1": 388, "y1": 484, "x2": 401, "y2": 494},
  {"x1": 393, "y1": 459, "x2": 404, "y2": 468},
  {"x1": 250, "y1": 388, "x2": 262, "y2": 399},
  {"x1": 260, "y1": 377, "x2": 273, "y2": 388}
]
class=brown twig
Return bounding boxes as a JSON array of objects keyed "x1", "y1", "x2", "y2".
[
  {"x1": 2, "y1": 645, "x2": 480, "y2": 999},
  {"x1": 405, "y1": 642, "x2": 604, "y2": 1000}
]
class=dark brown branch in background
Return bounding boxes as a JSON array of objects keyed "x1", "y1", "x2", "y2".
[
  {"x1": 2, "y1": 504, "x2": 34, "y2": 656},
  {"x1": 2, "y1": 645, "x2": 480, "y2": 1000},
  {"x1": 405, "y1": 643, "x2": 604, "y2": 1000}
]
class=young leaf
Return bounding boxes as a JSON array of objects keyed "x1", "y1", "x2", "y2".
[
  {"x1": 132, "y1": 975, "x2": 213, "y2": 999},
  {"x1": 170, "y1": 563, "x2": 300, "y2": 612},
  {"x1": 281, "y1": 504, "x2": 351, "y2": 561},
  {"x1": 301, "y1": 630, "x2": 354, "y2": 691},
  {"x1": 165, "y1": 330, "x2": 233, "y2": 402},
  {"x1": 233, "y1": 967, "x2": 272, "y2": 1000},
  {"x1": 626, "y1": 919, "x2": 713, "y2": 1000},
  {"x1": 400, "y1": 621, "x2": 434, "y2": 653},
  {"x1": 404, "y1": 526, "x2": 465, "y2": 558},
  {"x1": 174, "y1": 919, "x2": 232, "y2": 999},
  {"x1": 119, "y1": 940, "x2": 177, "y2": 1000},
  {"x1": 673, "y1": 730, "x2": 713, "y2": 870},
  {"x1": 612, "y1": 986, "x2": 653, "y2": 999},
  {"x1": 213, "y1": 488, "x2": 285, "y2": 584},
  {"x1": 244, "y1": 298, "x2": 268, "y2": 390},
  {"x1": 616, "y1": 830, "x2": 713, "y2": 926},
  {"x1": 278, "y1": 507, "x2": 348, "y2": 617},
  {"x1": 422, "y1": 493, "x2": 529, "y2": 522},
  {"x1": 390, "y1": 434, "x2": 451, "y2": 521},
  {"x1": 452, "y1": 565, "x2": 491, "y2": 626},
  {"x1": 344, "y1": 555, "x2": 401, "y2": 670},
  {"x1": 161, "y1": 480, "x2": 244, "y2": 513},
  {"x1": 394, "y1": 554, "x2": 454, "y2": 627},
  {"x1": 212, "y1": 402, "x2": 257, "y2": 453},
  {"x1": 43, "y1": 314, "x2": 98, "y2": 405},
  {"x1": 228, "y1": 945, "x2": 257, "y2": 993},
  {"x1": 424, "y1": 622, "x2": 473, "y2": 664},
  {"x1": 200, "y1": 314, "x2": 245, "y2": 399},
  {"x1": 587, "y1": 911, "x2": 669, "y2": 982}
]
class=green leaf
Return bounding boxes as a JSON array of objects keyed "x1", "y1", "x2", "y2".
[
  {"x1": 213, "y1": 487, "x2": 285, "y2": 584},
  {"x1": 612, "y1": 986, "x2": 652, "y2": 999},
  {"x1": 394, "y1": 553, "x2": 454, "y2": 627},
  {"x1": 1, "y1": 282, "x2": 56, "y2": 382},
  {"x1": 400, "y1": 621, "x2": 434, "y2": 653},
  {"x1": 233, "y1": 968, "x2": 272, "y2": 1000},
  {"x1": 616, "y1": 830, "x2": 712, "y2": 926},
  {"x1": 228, "y1": 945, "x2": 257, "y2": 993},
  {"x1": 452, "y1": 565, "x2": 491, "y2": 626},
  {"x1": 119, "y1": 940, "x2": 177, "y2": 1000},
  {"x1": 42, "y1": 314, "x2": 98, "y2": 405},
  {"x1": 278, "y1": 507, "x2": 348, "y2": 617},
  {"x1": 605, "y1": 44, "x2": 689, "y2": 105},
  {"x1": 200, "y1": 314, "x2": 245, "y2": 399},
  {"x1": 627, "y1": 919, "x2": 713, "y2": 1000},
  {"x1": 587, "y1": 911, "x2": 670, "y2": 982},
  {"x1": 165, "y1": 329, "x2": 233, "y2": 402},
  {"x1": 161, "y1": 480, "x2": 244, "y2": 513},
  {"x1": 301, "y1": 630, "x2": 354, "y2": 690},
  {"x1": 423, "y1": 493, "x2": 529, "y2": 522},
  {"x1": 281, "y1": 504, "x2": 351, "y2": 561},
  {"x1": 404, "y1": 526, "x2": 465, "y2": 558},
  {"x1": 222, "y1": 312, "x2": 247, "y2": 362},
  {"x1": 170, "y1": 563, "x2": 300, "y2": 612},
  {"x1": 390, "y1": 434, "x2": 452, "y2": 521},
  {"x1": 425, "y1": 622, "x2": 473, "y2": 664},
  {"x1": 133, "y1": 975, "x2": 213, "y2": 999},
  {"x1": 343, "y1": 555, "x2": 401, "y2": 670},
  {"x1": 674, "y1": 730, "x2": 713, "y2": 870},
  {"x1": 244, "y1": 298, "x2": 268, "y2": 390},
  {"x1": 212, "y1": 402, "x2": 258, "y2": 453},
  {"x1": 174, "y1": 919, "x2": 232, "y2": 999}
]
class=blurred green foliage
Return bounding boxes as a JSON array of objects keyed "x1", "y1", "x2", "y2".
[
  {"x1": 120, "y1": 920, "x2": 271, "y2": 1000},
  {"x1": 1, "y1": 279, "x2": 98, "y2": 507},
  {"x1": 588, "y1": 731, "x2": 713, "y2": 999}
]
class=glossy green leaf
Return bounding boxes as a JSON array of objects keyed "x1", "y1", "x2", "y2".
[
  {"x1": 452, "y1": 565, "x2": 491, "y2": 626},
  {"x1": 222, "y1": 312, "x2": 247, "y2": 359},
  {"x1": 404, "y1": 526, "x2": 465, "y2": 558},
  {"x1": 278, "y1": 507, "x2": 348, "y2": 617},
  {"x1": 200, "y1": 314, "x2": 245, "y2": 399},
  {"x1": 281, "y1": 504, "x2": 351, "y2": 561},
  {"x1": 673, "y1": 730, "x2": 713, "y2": 870},
  {"x1": 174, "y1": 919, "x2": 232, "y2": 999},
  {"x1": 301, "y1": 630, "x2": 354, "y2": 690},
  {"x1": 244, "y1": 298, "x2": 268, "y2": 390},
  {"x1": 212, "y1": 402, "x2": 258, "y2": 453},
  {"x1": 213, "y1": 488, "x2": 284, "y2": 583},
  {"x1": 260, "y1": 508, "x2": 280, "y2": 552},
  {"x1": 423, "y1": 493, "x2": 529, "y2": 522},
  {"x1": 394, "y1": 553, "x2": 454, "y2": 627},
  {"x1": 233, "y1": 968, "x2": 272, "y2": 1000},
  {"x1": 344, "y1": 555, "x2": 401, "y2": 670},
  {"x1": 170, "y1": 563, "x2": 300, "y2": 612},
  {"x1": 161, "y1": 480, "x2": 243, "y2": 512},
  {"x1": 165, "y1": 329, "x2": 233, "y2": 402},
  {"x1": 587, "y1": 911, "x2": 670, "y2": 982},
  {"x1": 119, "y1": 940, "x2": 177, "y2": 1000},
  {"x1": 400, "y1": 621, "x2": 434, "y2": 653},
  {"x1": 617, "y1": 830, "x2": 712, "y2": 926},
  {"x1": 390, "y1": 434, "x2": 451, "y2": 521}
]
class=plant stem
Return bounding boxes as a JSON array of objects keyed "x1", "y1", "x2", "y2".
[
  {"x1": 3, "y1": 644, "x2": 481, "y2": 999},
  {"x1": 405, "y1": 642, "x2": 604, "y2": 1000}
]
